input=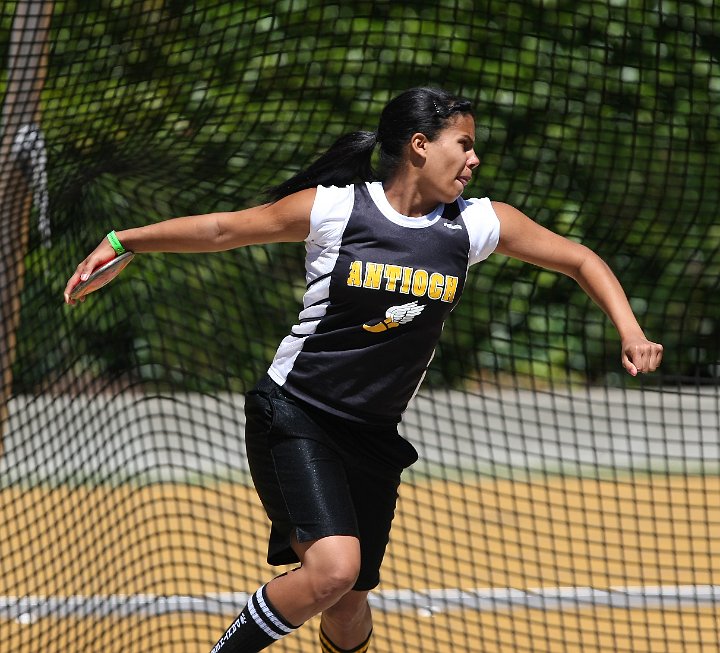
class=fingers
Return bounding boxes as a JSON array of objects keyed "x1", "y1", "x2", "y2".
[
  {"x1": 622, "y1": 339, "x2": 664, "y2": 375},
  {"x1": 63, "y1": 240, "x2": 116, "y2": 305},
  {"x1": 621, "y1": 353, "x2": 638, "y2": 377},
  {"x1": 64, "y1": 267, "x2": 89, "y2": 305},
  {"x1": 63, "y1": 275, "x2": 79, "y2": 305}
]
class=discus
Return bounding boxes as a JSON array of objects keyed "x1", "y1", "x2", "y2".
[{"x1": 69, "y1": 251, "x2": 135, "y2": 300}]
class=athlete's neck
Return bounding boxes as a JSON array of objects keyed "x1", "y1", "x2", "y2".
[{"x1": 381, "y1": 178, "x2": 438, "y2": 218}]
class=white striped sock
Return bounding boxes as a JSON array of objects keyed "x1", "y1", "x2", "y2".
[{"x1": 247, "y1": 585, "x2": 295, "y2": 641}]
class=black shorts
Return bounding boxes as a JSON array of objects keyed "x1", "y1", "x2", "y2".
[{"x1": 243, "y1": 375, "x2": 418, "y2": 591}]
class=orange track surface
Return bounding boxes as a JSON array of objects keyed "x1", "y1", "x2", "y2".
[{"x1": 2, "y1": 477, "x2": 718, "y2": 651}]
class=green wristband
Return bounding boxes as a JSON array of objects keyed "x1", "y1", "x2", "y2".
[{"x1": 106, "y1": 230, "x2": 126, "y2": 255}]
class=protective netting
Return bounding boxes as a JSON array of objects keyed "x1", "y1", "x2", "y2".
[{"x1": 1, "y1": 1, "x2": 719, "y2": 651}]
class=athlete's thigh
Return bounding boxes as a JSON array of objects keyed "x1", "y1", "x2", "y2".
[
  {"x1": 245, "y1": 386, "x2": 360, "y2": 541},
  {"x1": 344, "y1": 463, "x2": 403, "y2": 590},
  {"x1": 269, "y1": 437, "x2": 360, "y2": 543}
]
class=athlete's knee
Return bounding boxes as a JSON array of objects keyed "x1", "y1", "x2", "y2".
[
  {"x1": 303, "y1": 537, "x2": 361, "y2": 606},
  {"x1": 311, "y1": 557, "x2": 360, "y2": 603}
]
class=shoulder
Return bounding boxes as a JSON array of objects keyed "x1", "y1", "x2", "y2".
[
  {"x1": 458, "y1": 196, "x2": 501, "y2": 264},
  {"x1": 308, "y1": 184, "x2": 356, "y2": 245},
  {"x1": 313, "y1": 184, "x2": 355, "y2": 211},
  {"x1": 460, "y1": 196, "x2": 500, "y2": 224}
]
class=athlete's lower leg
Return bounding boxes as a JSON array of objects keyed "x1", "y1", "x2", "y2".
[
  {"x1": 319, "y1": 591, "x2": 373, "y2": 652},
  {"x1": 207, "y1": 535, "x2": 361, "y2": 652},
  {"x1": 207, "y1": 579, "x2": 298, "y2": 653}
]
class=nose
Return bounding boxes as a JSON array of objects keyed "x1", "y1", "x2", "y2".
[{"x1": 467, "y1": 149, "x2": 480, "y2": 169}]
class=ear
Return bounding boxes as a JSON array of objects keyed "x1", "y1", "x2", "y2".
[{"x1": 409, "y1": 132, "x2": 430, "y2": 159}]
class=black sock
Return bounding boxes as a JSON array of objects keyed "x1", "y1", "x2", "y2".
[{"x1": 209, "y1": 584, "x2": 297, "y2": 653}]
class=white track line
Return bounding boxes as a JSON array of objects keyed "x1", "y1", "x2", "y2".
[{"x1": 2, "y1": 586, "x2": 719, "y2": 622}]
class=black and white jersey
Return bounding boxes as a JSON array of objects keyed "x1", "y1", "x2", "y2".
[{"x1": 268, "y1": 182, "x2": 500, "y2": 424}]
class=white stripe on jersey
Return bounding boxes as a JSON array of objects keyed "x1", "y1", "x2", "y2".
[{"x1": 269, "y1": 186, "x2": 353, "y2": 386}]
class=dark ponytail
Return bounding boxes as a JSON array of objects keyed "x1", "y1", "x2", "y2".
[
  {"x1": 265, "y1": 87, "x2": 473, "y2": 202},
  {"x1": 265, "y1": 130, "x2": 378, "y2": 201}
]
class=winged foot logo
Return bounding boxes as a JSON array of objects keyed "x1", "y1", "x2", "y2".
[{"x1": 363, "y1": 300, "x2": 426, "y2": 333}]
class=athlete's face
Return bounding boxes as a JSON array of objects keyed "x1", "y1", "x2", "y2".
[{"x1": 421, "y1": 113, "x2": 480, "y2": 203}]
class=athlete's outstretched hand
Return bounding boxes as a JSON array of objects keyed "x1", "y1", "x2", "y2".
[{"x1": 621, "y1": 335, "x2": 663, "y2": 376}]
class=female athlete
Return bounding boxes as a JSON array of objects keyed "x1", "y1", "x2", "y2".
[{"x1": 65, "y1": 87, "x2": 663, "y2": 653}]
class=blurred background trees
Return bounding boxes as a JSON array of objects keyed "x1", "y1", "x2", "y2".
[{"x1": 6, "y1": 0, "x2": 718, "y2": 393}]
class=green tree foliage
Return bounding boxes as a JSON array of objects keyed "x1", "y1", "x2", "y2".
[{"x1": 8, "y1": 0, "x2": 719, "y2": 392}]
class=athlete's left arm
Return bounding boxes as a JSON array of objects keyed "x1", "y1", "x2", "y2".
[{"x1": 492, "y1": 201, "x2": 663, "y2": 376}]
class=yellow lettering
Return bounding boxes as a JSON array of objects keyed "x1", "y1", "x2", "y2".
[
  {"x1": 442, "y1": 275, "x2": 459, "y2": 302},
  {"x1": 347, "y1": 261, "x2": 362, "y2": 287},
  {"x1": 412, "y1": 269, "x2": 429, "y2": 297},
  {"x1": 428, "y1": 272, "x2": 444, "y2": 300},
  {"x1": 400, "y1": 267, "x2": 413, "y2": 294},
  {"x1": 363, "y1": 263, "x2": 384, "y2": 289},
  {"x1": 350, "y1": 261, "x2": 459, "y2": 303},
  {"x1": 384, "y1": 265, "x2": 402, "y2": 291}
]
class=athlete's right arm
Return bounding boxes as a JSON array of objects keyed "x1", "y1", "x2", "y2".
[
  {"x1": 64, "y1": 188, "x2": 314, "y2": 304},
  {"x1": 118, "y1": 188, "x2": 314, "y2": 253}
]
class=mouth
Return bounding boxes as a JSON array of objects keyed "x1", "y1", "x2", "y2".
[{"x1": 456, "y1": 175, "x2": 471, "y2": 187}]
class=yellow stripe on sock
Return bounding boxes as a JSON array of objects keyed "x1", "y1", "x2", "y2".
[
  {"x1": 355, "y1": 639, "x2": 370, "y2": 653},
  {"x1": 319, "y1": 626, "x2": 372, "y2": 653},
  {"x1": 319, "y1": 627, "x2": 343, "y2": 653}
]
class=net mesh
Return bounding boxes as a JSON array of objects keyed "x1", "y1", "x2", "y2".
[{"x1": 2, "y1": 1, "x2": 719, "y2": 651}]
